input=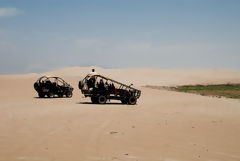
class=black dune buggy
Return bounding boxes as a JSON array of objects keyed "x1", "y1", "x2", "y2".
[
  {"x1": 34, "y1": 76, "x2": 73, "y2": 98},
  {"x1": 78, "y1": 74, "x2": 141, "y2": 105}
]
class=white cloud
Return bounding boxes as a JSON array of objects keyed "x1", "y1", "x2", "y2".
[
  {"x1": 76, "y1": 39, "x2": 99, "y2": 48},
  {"x1": 76, "y1": 39, "x2": 151, "y2": 53},
  {"x1": 0, "y1": 7, "x2": 21, "y2": 18},
  {"x1": 76, "y1": 39, "x2": 108, "y2": 49},
  {"x1": 73, "y1": 38, "x2": 228, "y2": 68},
  {"x1": 75, "y1": 38, "x2": 218, "y2": 57},
  {"x1": 25, "y1": 63, "x2": 54, "y2": 73}
]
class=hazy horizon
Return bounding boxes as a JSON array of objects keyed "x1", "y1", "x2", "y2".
[{"x1": 1, "y1": 0, "x2": 240, "y2": 74}]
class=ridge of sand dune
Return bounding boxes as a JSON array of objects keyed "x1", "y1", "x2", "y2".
[
  {"x1": 1, "y1": 66, "x2": 240, "y2": 86},
  {"x1": 44, "y1": 66, "x2": 240, "y2": 86}
]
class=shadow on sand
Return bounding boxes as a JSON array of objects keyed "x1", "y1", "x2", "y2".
[
  {"x1": 77, "y1": 102, "x2": 127, "y2": 105},
  {"x1": 33, "y1": 97, "x2": 69, "y2": 99}
]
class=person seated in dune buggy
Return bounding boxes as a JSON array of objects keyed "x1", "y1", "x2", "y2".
[
  {"x1": 34, "y1": 76, "x2": 73, "y2": 98},
  {"x1": 78, "y1": 74, "x2": 141, "y2": 105}
]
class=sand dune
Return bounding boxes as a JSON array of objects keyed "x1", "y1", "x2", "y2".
[{"x1": 0, "y1": 67, "x2": 240, "y2": 161}]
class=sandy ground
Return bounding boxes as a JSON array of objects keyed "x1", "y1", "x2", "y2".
[{"x1": 0, "y1": 67, "x2": 240, "y2": 161}]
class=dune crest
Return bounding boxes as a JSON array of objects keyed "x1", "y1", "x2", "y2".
[
  {"x1": 1, "y1": 67, "x2": 240, "y2": 86},
  {"x1": 40, "y1": 66, "x2": 240, "y2": 86}
]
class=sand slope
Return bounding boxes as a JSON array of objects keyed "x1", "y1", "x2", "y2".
[
  {"x1": 46, "y1": 67, "x2": 240, "y2": 86},
  {"x1": 0, "y1": 67, "x2": 240, "y2": 161}
]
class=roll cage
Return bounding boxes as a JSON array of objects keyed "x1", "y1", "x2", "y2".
[
  {"x1": 37, "y1": 76, "x2": 71, "y2": 87},
  {"x1": 34, "y1": 76, "x2": 73, "y2": 98},
  {"x1": 80, "y1": 74, "x2": 141, "y2": 99}
]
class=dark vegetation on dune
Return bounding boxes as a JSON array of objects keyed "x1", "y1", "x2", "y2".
[{"x1": 145, "y1": 84, "x2": 240, "y2": 99}]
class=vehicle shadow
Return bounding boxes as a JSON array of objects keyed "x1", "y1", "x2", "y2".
[
  {"x1": 77, "y1": 102, "x2": 127, "y2": 105},
  {"x1": 33, "y1": 97, "x2": 69, "y2": 99}
]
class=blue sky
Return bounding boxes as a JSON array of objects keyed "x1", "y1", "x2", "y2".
[{"x1": 0, "y1": 0, "x2": 240, "y2": 74}]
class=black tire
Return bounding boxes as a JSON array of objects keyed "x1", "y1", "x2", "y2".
[
  {"x1": 48, "y1": 92, "x2": 54, "y2": 98},
  {"x1": 34, "y1": 82, "x2": 39, "y2": 90},
  {"x1": 121, "y1": 99, "x2": 128, "y2": 104},
  {"x1": 78, "y1": 81, "x2": 84, "y2": 89},
  {"x1": 128, "y1": 96, "x2": 137, "y2": 105},
  {"x1": 91, "y1": 96, "x2": 98, "y2": 104},
  {"x1": 38, "y1": 92, "x2": 45, "y2": 98},
  {"x1": 58, "y1": 93, "x2": 63, "y2": 98},
  {"x1": 66, "y1": 91, "x2": 72, "y2": 98},
  {"x1": 97, "y1": 95, "x2": 107, "y2": 104}
]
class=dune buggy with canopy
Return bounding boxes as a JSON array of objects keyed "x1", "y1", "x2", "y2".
[
  {"x1": 78, "y1": 74, "x2": 141, "y2": 105},
  {"x1": 34, "y1": 76, "x2": 73, "y2": 98}
]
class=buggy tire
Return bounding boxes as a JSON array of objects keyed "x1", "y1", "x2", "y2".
[
  {"x1": 34, "y1": 82, "x2": 39, "y2": 90},
  {"x1": 58, "y1": 93, "x2": 63, "y2": 98},
  {"x1": 78, "y1": 81, "x2": 84, "y2": 89},
  {"x1": 66, "y1": 91, "x2": 72, "y2": 98},
  {"x1": 38, "y1": 92, "x2": 45, "y2": 98},
  {"x1": 128, "y1": 96, "x2": 137, "y2": 105},
  {"x1": 91, "y1": 96, "x2": 98, "y2": 104},
  {"x1": 48, "y1": 92, "x2": 54, "y2": 98},
  {"x1": 97, "y1": 95, "x2": 107, "y2": 104},
  {"x1": 121, "y1": 99, "x2": 128, "y2": 104}
]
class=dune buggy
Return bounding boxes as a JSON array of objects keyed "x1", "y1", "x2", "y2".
[
  {"x1": 34, "y1": 76, "x2": 73, "y2": 98},
  {"x1": 78, "y1": 74, "x2": 141, "y2": 105}
]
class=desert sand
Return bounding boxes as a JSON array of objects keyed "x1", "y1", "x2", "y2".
[{"x1": 0, "y1": 67, "x2": 240, "y2": 161}]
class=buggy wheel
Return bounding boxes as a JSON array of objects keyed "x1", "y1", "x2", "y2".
[
  {"x1": 34, "y1": 82, "x2": 39, "y2": 90},
  {"x1": 38, "y1": 92, "x2": 45, "y2": 98},
  {"x1": 66, "y1": 91, "x2": 72, "y2": 98},
  {"x1": 48, "y1": 92, "x2": 54, "y2": 98},
  {"x1": 78, "y1": 80, "x2": 84, "y2": 89},
  {"x1": 91, "y1": 96, "x2": 98, "y2": 104},
  {"x1": 128, "y1": 96, "x2": 137, "y2": 105},
  {"x1": 121, "y1": 99, "x2": 128, "y2": 104},
  {"x1": 97, "y1": 95, "x2": 107, "y2": 104},
  {"x1": 58, "y1": 93, "x2": 63, "y2": 98}
]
